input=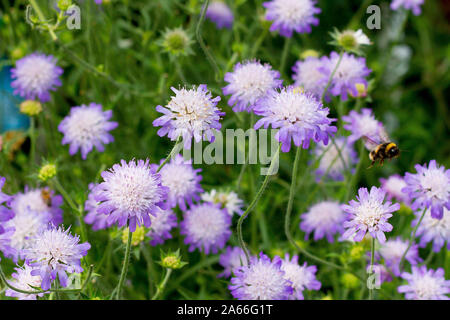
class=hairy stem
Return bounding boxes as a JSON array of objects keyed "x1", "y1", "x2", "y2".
[
  {"x1": 114, "y1": 228, "x2": 133, "y2": 300},
  {"x1": 151, "y1": 269, "x2": 173, "y2": 300}
]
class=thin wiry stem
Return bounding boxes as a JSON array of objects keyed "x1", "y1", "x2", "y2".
[
  {"x1": 114, "y1": 228, "x2": 133, "y2": 300},
  {"x1": 399, "y1": 207, "x2": 427, "y2": 271},
  {"x1": 151, "y1": 269, "x2": 173, "y2": 300},
  {"x1": 321, "y1": 51, "x2": 344, "y2": 102},
  {"x1": 157, "y1": 137, "x2": 182, "y2": 173},
  {"x1": 369, "y1": 237, "x2": 375, "y2": 300}
]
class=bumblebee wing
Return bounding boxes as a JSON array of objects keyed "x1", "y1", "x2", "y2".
[
  {"x1": 361, "y1": 135, "x2": 379, "y2": 151},
  {"x1": 378, "y1": 126, "x2": 391, "y2": 143}
]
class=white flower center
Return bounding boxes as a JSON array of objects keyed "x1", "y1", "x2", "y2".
[
  {"x1": 413, "y1": 275, "x2": 442, "y2": 300},
  {"x1": 419, "y1": 168, "x2": 449, "y2": 202},
  {"x1": 355, "y1": 199, "x2": 384, "y2": 229},
  {"x1": 63, "y1": 108, "x2": 108, "y2": 146},
  {"x1": 160, "y1": 163, "x2": 196, "y2": 198},
  {"x1": 186, "y1": 206, "x2": 226, "y2": 242},
  {"x1": 244, "y1": 263, "x2": 287, "y2": 299},
  {"x1": 16, "y1": 56, "x2": 55, "y2": 91},
  {"x1": 271, "y1": 0, "x2": 313, "y2": 24}
]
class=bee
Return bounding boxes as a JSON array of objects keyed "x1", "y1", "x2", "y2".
[
  {"x1": 41, "y1": 188, "x2": 52, "y2": 206},
  {"x1": 362, "y1": 126, "x2": 400, "y2": 167}
]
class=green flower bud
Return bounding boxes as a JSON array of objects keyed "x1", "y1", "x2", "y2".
[
  {"x1": 38, "y1": 163, "x2": 57, "y2": 182},
  {"x1": 57, "y1": 0, "x2": 72, "y2": 11},
  {"x1": 340, "y1": 273, "x2": 360, "y2": 289},
  {"x1": 122, "y1": 226, "x2": 146, "y2": 246},
  {"x1": 19, "y1": 100, "x2": 42, "y2": 116},
  {"x1": 159, "y1": 28, "x2": 193, "y2": 57},
  {"x1": 159, "y1": 249, "x2": 188, "y2": 270}
]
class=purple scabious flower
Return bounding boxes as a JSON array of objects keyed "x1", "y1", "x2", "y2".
[
  {"x1": 180, "y1": 202, "x2": 231, "y2": 254},
  {"x1": 299, "y1": 201, "x2": 346, "y2": 243},
  {"x1": 152, "y1": 154, "x2": 203, "y2": 211},
  {"x1": 292, "y1": 56, "x2": 328, "y2": 99},
  {"x1": 0, "y1": 177, "x2": 14, "y2": 232},
  {"x1": 58, "y1": 103, "x2": 118, "y2": 160},
  {"x1": 312, "y1": 137, "x2": 358, "y2": 181},
  {"x1": 403, "y1": 160, "x2": 450, "y2": 220},
  {"x1": 229, "y1": 252, "x2": 293, "y2": 300},
  {"x1": 398, "y1": 266, "x2": 450, "y2": 300},
  {"x1": 263, "y1": 0, "x2": 321, "y2": 37},
  {"x1": 94, "y1": 159, "x2": 169, "y2": 232},
  {"x1": 378, "y1": 237, "x2": 421, "y2": 276},
  {"x1": 253, "y1": 86, "x2": 337, "y2": 152},
  {"x1": 218, "y1": 246, "x2": 249, "y2": 278},
  {"x1": 84, "y1": 183, "x2": 110, "y2": 231},
  {"x1": 153, "y1": 85, "x2": 224, "y2": 149},
  {"x1": 391, "y1": 0, "x2": 424, "y2": 16},
  {"x1": 342, "y1": 186, "x2": 400, "y2": 243},
  {"x1": 146, "y1": 208, "x2": 178, "y2": 246},
  {"x1": 5, "y1": 264, "x2": 47, "y2": 300},
  {"x1": 413, "y1": 207, "x2": 450, "y2": 252},
  {"x1": 23, "y1": 226, "x2": 90, "y2": 291},
  {"x1": 222, "y1": 60, "x2": 282, "y2": 113},
  {"x1": 320, "y1": 52, "x2": 371, "y2": 101},
  {"x1": 10, "y1": 53, "x2": 63, "y2": 102},
  {"x1": 380, "y1": 174, "x2": 409, "y2": 204},
  {"x1": 10, "y1": 187, "x2": 63, "y2": 226},
  {"x1": 201, "y1": 189, "x2": 244, "y2": 217},
  {"x1": 280, "y1": 254, "x2": 321, "y2": 300},
  {"x1": 0, "y1": 227, "x2": 16, "y2": 260},
  {"x1": 206, "y1": 1, "x2": 234, "y2": 29},
  {"x1": 342, "y1": 108, "x2": 384, "y2": 144}
]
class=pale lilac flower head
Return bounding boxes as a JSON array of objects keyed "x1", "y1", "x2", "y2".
[
  {"x1": 152, "y1": 154, "x2": 203, "y2": 211},
  {"x1": 218, "y1": 246, "x2": 249, "y2": 278},
  {"x1": 94, "y1": 159, "x2": 169, "y2": 232},
  {"x1": 229, "y1": 252, "x2": 293, "y2": 300},
  {"x1": 11, "y1": 53, "x2": 63, "y2": 102},
  {"x1": 280, "y1": 254, "x2": 321, "y2": 300},
  {"x1": 23, "y1": 226, "x2": 90, "y2": 291},
  {"x1": 391, "y1": 0, "x2": 424, "y2": 16},
  {"x1": 180, "y1": 202, "x2": 231, "y2": 254},
  {"x1": 0, "y1": 177, "x2": 14, "y2": 230},
  {"x1": 146, "y1": 208, "x2": 178, "y2": 246},
  {"x1": 84, "y1": 183, "x2": 110, "y2": 231},
  {"x1": 153, "y1": 85, "x2": 224, "y2": 149},
  {"x1": 0, "y1": 227, "x2": 16, "y2": 260},
  {"x1": 292, "y1": 56, "x2": 328, "y2": 99},
  {"x1": 403, "y1": 160, "x2": 450, "y2": 220},
  {"x1": 300, "y1": 200, "x2": 346, "y2": 242},
  {"x1": 11, "y1": 187, "x2": 63, "y2": 226},
  {"x1": 413, "y1": 207, "x2": 450, "y2": 252},
  {"x1": 5, "y1": 264, "x2": 47, "y2": 300},
  {"x1": 342, "y1": 186, "x2": 400, "y2": 243},
  {"x1": 223, "y1": 60, "x2": 282, "y2": 112},
  {"x1": 201, "y1": 189, "x2": 244, "y2": 216},
  {"x1": 380, "y1": 174, "x2": 409, "y2": 204},
  {"x1": 398, "y1": 266, "x2": 450, "y2": 300},
  {"x1": 312, "y1": 137, "x2": 358, "y2": 181},
  {"x1": 254, "y1": 86, "x2": 336, "y2": 152},
  {"x1": 58, "y1": 103, "x2": 118, "y2": 160},
  {"x1": 378, "y1": 237, "x2": 421, "y2": 276},
  {"x1": 263, "y1": 0, "x2": 321, "y2": 37},
  {"x1": 320, "y1": 52, "x2": 371, "y2": 101},
  {"x1": 343, "y1": 108, "x2": 384, "y2": 144},
  {"x1": 206, "y1": 1, "x2": 234, "y2": 29}
]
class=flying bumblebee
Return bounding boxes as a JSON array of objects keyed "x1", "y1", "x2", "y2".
[
  {"x1": 362, "y1": 126, "x2": 399, "y2": 167},
  {"x1": 41, "y1": 188, "x2": 52, "y2": 206}
]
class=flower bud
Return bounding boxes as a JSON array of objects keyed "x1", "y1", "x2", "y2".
[
  {"x1": 38, "y1": 163, "x2": 57, "y2": 182},
  {"x1": 159, "y1": 249, "x2": 188, "y2": 270},
  {"x1": 20, "y1": 100, "x2": 42, "y2": 116},
  {"x1": 122, "y1": 225, "x2": 146, "y2": 246}
]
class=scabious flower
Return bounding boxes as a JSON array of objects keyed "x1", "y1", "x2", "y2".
[
  {"x1": 280, "y1": 254, "x2": 321, "y2": 300},
  {"x1": 23, "y1": 226, "x2": 90, "y2": 291},
  {"x1": 403, "y1": 160, "x2": 450, "y2": 220},
  {"x1": 84, "y1": 183, "x2": 110, "y2": 231},
  {"x1": 10, "y1": 188, "x2": 63, "y2": 226},
  {"x1": 218, "y1": 246, "x2": 248, "y2": 278},
  {"x1": 94, "y1": 159, "x2": 168, "y2": 232},
  {"x1": 292, "y1": 56, "x2": 328, "y2": 99},
  {"x1": 398, "y1": 266, "x2": 450, "y2": 300},
  {"x1": 153, "y1": 85, "x2": 224, "y2": 149},
  {"x1": 229, "y1": 252, "x2": 293, "y2": 300},
  {"x1": 11, "y1": 53, "x2": 63, "y2": 102},
  {"x1": 152, "y1": 154, "x2": 203, "y2": 211},
  {"x1": 380, "y1": 174, "x2": 409, "y2": 204},
  {"x1": 0, "y1": 177, "x2": 14, "y2": 229},
  {"x1": 343, "y1": 108, "x2": 384, "y2": 144},
  {"x1": 0, "y1": 227, "x2": 16, "y2": 260},
  {"x1": 147, "y1": 209, "x2": 178, "y2": 246},
  {"x1": 263, "y1": 0, "x2": 321, "y2": 37},
  {"x1": 312, "y1": 137, "x2": 358, "y2": 181},
  {"x1": 378, "y1": 237, "x2": 421, "y2": 276},
  {"x1": 253, "y1": 86, "x2": 336, "y2": 152},
  {"x1": 299, "y1": 201, "x2": 346, "y2": 242},
  {"x1": 206, "y1": 1, "x2": 234, "y2": 29},
  {"x1": 413, "y1": 207, "x2": 450, "y2": 252},
  {"x1": 180, "y1": 203, "x2": 231, "y2": 254},
  {"x1": 342, "y1": 186, "x2": 400, "y2": 243},
  {"x1": 201, "y1": 189, "x2": 244, "y2": 216},
  {"x1": 5, "y1": 264, "x2": 47, "y2": 300},
  {"x1": 58, "y1": 103, "x2": 118, "y2": 160},
  {"x1": 391, "y1": 0, "x2": 424, "y2": 16},
  {"x1": 320, "y1": 52, "x2": 371, "y2": 101},
  {"x1": 222, "y1": 60, "x2": 282, "y2": 112}
]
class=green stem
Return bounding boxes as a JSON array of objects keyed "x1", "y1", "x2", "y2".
[
  {"x1": 344, "y1": 141, "x2": 365, "y2": 202},
  {"x1": 237, "y1": 144, "x2": 281, "y2": 264},
  {"x1": 399, "y1": 207, "x2": 427, "y2": 270},
  {"x1": 279, "y1": 37, "x2": 292, "y2": 77},
  {"x1": 114, "y1": 228, "x2": 133, "y2": 300},
  {"x1": 369, "y1": 237, "x2": 375, "y2": 300},
  {"x1": 157, "y1": 137, "x2": 181, "y2": 172},
  {"x1": 321, "y1": 51, "x2": 344, "y2": 102},
  {"x1": 151, "y1": 268, "x2": 173, "y2": 300},
  {"x1": 29, "y1": 0, "x2": 58, "y2": 41},
  {"x1": 29, "y1": 117, "x2": 36, "y2": 168}
]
